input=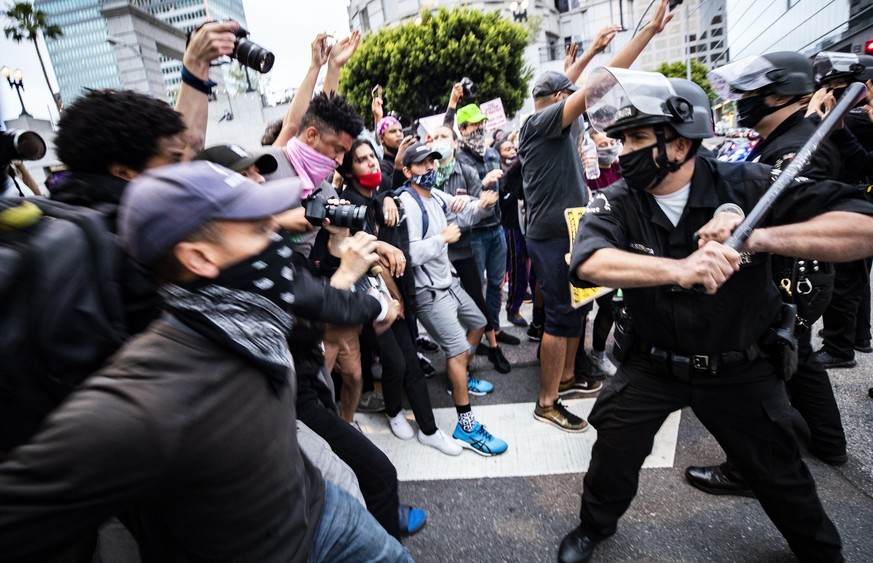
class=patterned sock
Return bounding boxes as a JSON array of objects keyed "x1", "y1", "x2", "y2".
[{"x1": 455, "y1": 404, "x2": 476, "y2": 432}]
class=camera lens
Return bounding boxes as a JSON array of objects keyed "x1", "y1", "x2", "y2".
[
  {"x1": 327, "y1": 204, "x2": 367, "y2": 231},
  {"x1": 1, "y1": 130, "x2": 47, "y2": 162},
  {"x1": 234, "y1": 37, "x2": 275, "y2": 74}
]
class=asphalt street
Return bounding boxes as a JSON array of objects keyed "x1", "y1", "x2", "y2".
[{"x1": 383, "y1": 308, "x2": 873, "y2": 563}]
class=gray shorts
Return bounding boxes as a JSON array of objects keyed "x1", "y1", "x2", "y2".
[{"x1": 414, "y1": 276, "x2": 487, "y2": 358}]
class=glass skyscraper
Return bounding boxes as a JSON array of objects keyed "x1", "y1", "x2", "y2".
[{"x1": 35, "y1": 0, "x2": 247, "y2": 104}]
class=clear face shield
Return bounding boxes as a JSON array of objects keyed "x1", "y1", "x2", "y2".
[
  {"x1": 707, "y1": 55, "x2": 781, "y2": 100},
  {"x1": 585, "y1": 67, "x2": 680, "y2": 135},
  {"x1": 813, "y1": 51, "x2": 864, "y2": 86}
]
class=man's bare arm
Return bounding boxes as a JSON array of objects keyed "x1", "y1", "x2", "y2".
[
  {"x1": 323, "y1": 30, "x2": 361, "y2": 94},
  {"x1": 608, "y1": 0, "x2": 674, "y2": 69},
  {"x1": 747, "y1": 212, "x2": 873, "y2": 262},
  {"x1": 564, "y1": 25, "x2": 621, "y2": 84},
  {"x1": 577, "y1": 243, "x2": 740, "y2": 295},
  {"x1": 175, "y1": 21, "x2": 238, "y2": 159},
  {"x1": 272, "y1": 33, "x2": 330, "y2": 148}
]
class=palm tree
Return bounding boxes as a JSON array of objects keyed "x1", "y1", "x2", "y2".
[{"x1": 3, "y1": 2, "x2": 63, "y2": 112}]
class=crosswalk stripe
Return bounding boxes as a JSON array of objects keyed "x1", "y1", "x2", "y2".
[{"x1": 358, "y1": 399, "x2": 681, "y2": 481}]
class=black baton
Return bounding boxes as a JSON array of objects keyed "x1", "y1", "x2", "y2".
[{"x1": 724, "y1": 81, "x2": 868, "y2": 251}]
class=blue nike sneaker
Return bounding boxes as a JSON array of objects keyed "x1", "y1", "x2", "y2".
[
  {"x1": 452, "y1": 422, "x2": 508, "y2": 456},
  {"x1": 446, "y1": 376, "x2": 495, "y2": 397}
]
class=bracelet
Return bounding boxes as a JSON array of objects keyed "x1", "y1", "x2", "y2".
[{"x1": 181, "y1": 65, "x2": 217, "y2": 95}]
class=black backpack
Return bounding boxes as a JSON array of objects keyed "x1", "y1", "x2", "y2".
[{"x1": 0, "y1": 197, "x2": 128, "y2": 451}]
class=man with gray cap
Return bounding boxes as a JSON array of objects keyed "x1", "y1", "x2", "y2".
[
  {"x1": 517, "y1": 0, "x2": 673, "y2": 433},
  {"x1": 0, "y1": 161, "x2": 411, "y2": 562}
]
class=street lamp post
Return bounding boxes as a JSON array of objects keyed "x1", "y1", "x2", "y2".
[
  {"x1": 509, "y1": 0, "x2": 529, "y2": 22},
  {"x1": 1, "y1": 66, "x2": 32, "y2": 117}
]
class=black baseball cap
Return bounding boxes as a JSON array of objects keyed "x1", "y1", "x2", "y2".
[
  {"x1": 532, "y1": 71, "x2": 579, "y2": 98},
  {"x1": 402, "y1": 142, "x2": 442, "y2": 167},
  {"x1": 194, "y1": 144, "x2": 279, "y2": 175}
]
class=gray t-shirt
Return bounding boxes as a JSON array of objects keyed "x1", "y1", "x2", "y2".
[
  {"x1": 518, "y1": 99, "x2": 588, "y2": 240},
  {"x1": 262, "y1": 146, "x2": 337, "y2": 258}
]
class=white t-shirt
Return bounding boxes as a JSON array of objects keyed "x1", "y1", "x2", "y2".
[{"x1": 652, "y1": 182, "x2": 691, "y2": 227}]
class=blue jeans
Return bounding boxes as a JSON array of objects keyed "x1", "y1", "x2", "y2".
[
  {"x1": 472, "y1": 225, "x2": 508, "y2": 331},
  {"x1": 310, "y1": 482, "x2": 412, "y2": 562}
]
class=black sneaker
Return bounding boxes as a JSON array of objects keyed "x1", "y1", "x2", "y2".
[
  {"x1": 488, "y1": 346, "x2": 511, "y2": 373},
  {"x1": 855, "y1": 339, "x2": 873, "y2": 353},
  {"x1": 495, "y1": 330, "x2": 520, "y2": 345},
  {"x1": 418, "y1": 352, "x2": 436, "y2": 377},
  {"x1": 527, "y1": 323, "x2": 543, "y2": 341},
  {"x1": 813, "y1": 348, "x2": 856, "y2": 369},
  {"x1": 416, "y1": 335, "x2": 439, "y2": 353},
  {"x1": 475, "y1": 342, "x2": 489, "y2": 356}
]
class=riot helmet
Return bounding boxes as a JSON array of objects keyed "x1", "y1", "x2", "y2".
[
  {"x1": 814, "y1": 51, "x2": 873, "y2": 86},
  {"x1": 586, "y1": 68, "x2": 711, "y2": 192},
  {"x1": 709, "y1": 52, "x2": 813, "y2": 129},
  {"x1": 708, "y1": 52, "x2": 815, "y2": 100},
  {"x1": 586, "y1": 68, "x2": 712, "y2": 139}
]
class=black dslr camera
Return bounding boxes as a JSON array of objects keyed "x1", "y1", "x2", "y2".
[
  {"x1": 303, "y1": 190, "x2": 367, "y2": 231},
  {"x1": 460, "y1": 76, "x2": 478, "y2": 103},
  {"x1": 232, "y1": 27, "x2": 275, "y2": 73},
  {"x1": 0, "y1": 130, "x2": 47, "y2": 166},
  {"x1": 1, "y1": 130, "x2": 47, "y2": 186}
]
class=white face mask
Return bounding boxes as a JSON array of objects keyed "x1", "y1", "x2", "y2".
[
  {"x1": 597, "y1": 144, "x2": 621, "y2": 167},
  {"x1": 432, "y1": 140, "x2": 454, "y2": 161}
]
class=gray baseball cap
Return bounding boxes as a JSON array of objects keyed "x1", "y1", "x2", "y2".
[
  {"x1": 119, "y1": 161, "x2": 300, "y2": 266},
  {"x1": 532, "y1": 71, "x2": 579, "y2": 98}
]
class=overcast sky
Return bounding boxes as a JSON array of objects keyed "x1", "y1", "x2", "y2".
[{"x1": 1, "y1": 0, "x2": 353, "y2": 122}]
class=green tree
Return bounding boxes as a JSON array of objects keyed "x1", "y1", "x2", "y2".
[
  {"x1": 339, "y1": 7, "x2": 532, "y2": 123},
  {"x1": 656, "y1": 59, "x2": 717, "y2": 102},
  {"x1": 3, "y1": 2, "x2": 63, "y2": 111}
]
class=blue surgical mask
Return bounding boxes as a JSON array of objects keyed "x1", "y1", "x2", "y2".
[
  {"x1": 432, "y1": 140, "x2": 454, "y2": 161},
  {"x1": 412, "y1": 169, "x2": 438, "y2": 190}
]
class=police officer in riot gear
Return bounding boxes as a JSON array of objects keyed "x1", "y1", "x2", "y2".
[
  {"x1": 684, "y1": 54, "x2": 847, "y2": 491},
  {"x1": 816, "y1": 51, "x2": 873, "y2": 153},
  {"x1": 559, "y1": 69, "x2": 873, "y2": 563},
  {"x1": 811, "y1": 52, "x2": 873, "y2": 374}
]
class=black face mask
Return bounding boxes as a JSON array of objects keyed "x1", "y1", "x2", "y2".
[
  {"x1": 211, "y1": 232, "x2": 297, "y2": 314},
  {"x1": 736, "y1": 93, "x2": 771, "y2": 128},
  {"x1": 737, "y1": 93, "x2": 798, "y2": 128},
  {"x1": 619, "y1": 142, "x2": 670, "y2": 192}
]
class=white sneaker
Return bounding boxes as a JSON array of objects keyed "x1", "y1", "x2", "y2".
[
  {"x1": 417, "y1": 428, "x2": 463, "y2": 456},
  {"x1": 387, "y1": 410, "x2": 415, "y2": 440},
  {"x1": 591, "y1": 350, "x2": 618, "y2": 376}
]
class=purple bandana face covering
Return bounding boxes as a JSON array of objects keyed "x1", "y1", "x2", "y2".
[
  {"x1": 285, "y1": 137, "x2": 337, "y2": 198},
  {"x1": 376, "y1": 116, "x2": 401, "y2": 138}
]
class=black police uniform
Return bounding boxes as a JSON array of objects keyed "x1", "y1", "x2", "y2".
[
  {"x1": 747, "y1": 111, "x2": 848, "y2": 462},
  {"x1": 820, "y1": 116, "x2": 873, "y2": 362},
  {"x1": 569, "y1": 155, "x2": 872, "y2": 561},
  {"x1": 836, "y1": 117, "x2": 873, "y2": 350}
]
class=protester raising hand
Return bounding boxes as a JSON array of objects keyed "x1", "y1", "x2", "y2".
[{"x1": 325, "y1": 30, "x2": 362, "y2": 93}]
